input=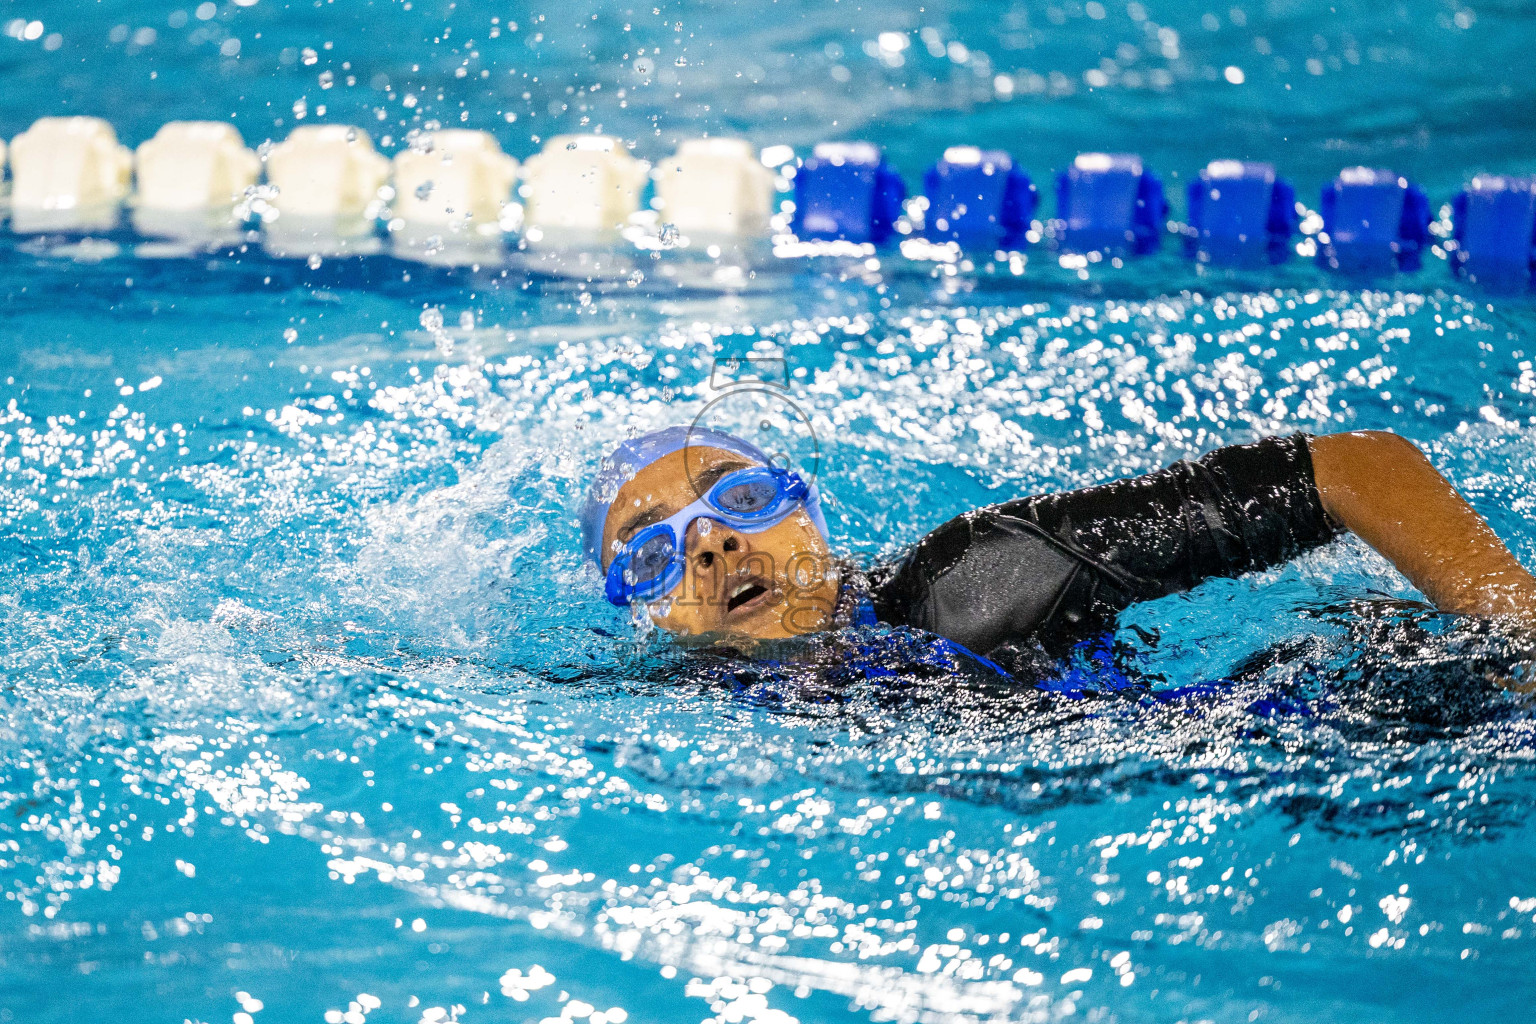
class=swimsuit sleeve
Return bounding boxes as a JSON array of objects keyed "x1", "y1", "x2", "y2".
[{"x1": 870, "y1": 433, "x2": 1341, "y2": 656}]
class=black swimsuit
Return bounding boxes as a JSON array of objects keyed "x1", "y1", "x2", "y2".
[{"x1": 864, "y1": 434, "x2": 1341, "y2": 668}]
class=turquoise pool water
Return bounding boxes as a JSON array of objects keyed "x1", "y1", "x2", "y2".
[{"x1": 3, "y1": 2, "x2": 1536, "y2": 1022}]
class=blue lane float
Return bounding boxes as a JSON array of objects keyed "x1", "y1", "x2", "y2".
[
  {"x1": 1184, "y1": 160, "x2": 1296, "y2": 266},
  {"x1": 1316, "y1": 167, "x2": 1431, "y2": 274},
  {"x1": 921, "y1": 146, "x2": 1035, "y2": 250},
  {"x1": 1452, "y1": 175, "x2": 1536, "y2": 289},
  {"x1": 1053, "y1": 153, "x2": 1166, "y2": 255},
  {"x1": 791, "y1": 141, "x2": 906, "y2": 244}
]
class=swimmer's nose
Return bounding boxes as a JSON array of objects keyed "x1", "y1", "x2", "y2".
[
  {"x1": 688, "y1": 521, "x2": 758, "y2": 601},
  {"x1": 685, "y1": 518, "x2": 748, "y2": 573}
]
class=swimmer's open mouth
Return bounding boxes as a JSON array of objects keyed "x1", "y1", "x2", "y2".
[{"x1": 726, "y1": 578, "x2": 772, "y2": 614}]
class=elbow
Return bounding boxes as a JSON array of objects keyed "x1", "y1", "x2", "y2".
[{"x1": 1309, "y1": 429, "x2": 1435, "y2": 525}]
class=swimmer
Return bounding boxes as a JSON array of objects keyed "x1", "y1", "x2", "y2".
[{"x1": 581, "y1": 427, "x2": 1536, "y2": 671}]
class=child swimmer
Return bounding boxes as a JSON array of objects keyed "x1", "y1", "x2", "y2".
[{"x1": 581, "y1": 426, "x2": 1536, "y2": 673}]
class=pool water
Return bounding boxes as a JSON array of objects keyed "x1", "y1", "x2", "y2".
[{"x1": 4, "y1": 2, "x2": 1536, "y2": 1022}]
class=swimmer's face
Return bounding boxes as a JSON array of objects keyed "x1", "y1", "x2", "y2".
[{"x1": 601, "y1": 445, "x2": 839, "y2": 640}]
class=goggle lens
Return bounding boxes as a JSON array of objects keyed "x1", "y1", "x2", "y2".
[
  {"x1": 713, "y1": 476, "x2": 780, "y2": 516},
  {"x1": 627, "y1": 531, "x2": 676, "y2": 588}
]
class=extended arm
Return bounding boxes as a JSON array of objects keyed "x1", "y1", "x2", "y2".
[{"x1": 1310, "y1": 430, "x2": 1536, "y2": 620}]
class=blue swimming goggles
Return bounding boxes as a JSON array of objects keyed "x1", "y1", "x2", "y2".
[{"x1": 604, "y1": 465, "x2": 819, "y2": 606}]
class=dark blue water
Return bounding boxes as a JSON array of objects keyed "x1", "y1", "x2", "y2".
[{"x1": 2, "y1": 3, "x2": 1536, "y2": 1023}]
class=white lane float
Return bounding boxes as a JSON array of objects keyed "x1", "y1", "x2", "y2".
[
  {"x1": 518, "y1": 134, "x2": 648, "y2": 242},
  {"x1": 652, "y1": 138, "x2": 775, "y2": 240},
  {"x1": 132, "y1": 121, "x2": 261, "y2": 239},
  {"x1": 261, "y1": 125, "x2": 390, "y2": 255},
  {"x1": 389, "y1": 129, "x2": 519, "y2": 258},
  {"x1": 9, "y1": 116, "x2": 133, "y2": 233}
]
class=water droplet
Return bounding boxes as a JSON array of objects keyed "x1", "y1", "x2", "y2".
[
  {"x1": 415, "y1": 180, "x2": 435, "y2": 200},
  {"x1": 420, "y1": 307, "x2": 444, "y2": 331},
  {"x1": 659, "y1": 223, "x2": 679, "y2": 247},
  {"x1": 459, "y1": 311, "x2": 475, "y2": 331},
  {"x1": 283, "y1": 327, "x2": 298, "y2": 344},
  {"x1": 674, "y1": 56, "x2": 688, "y2": 67},
  {"x1": 306, "y1": 253, "x2": 322, "y2": 269},
  {"x1": 697, "y1": 518, "x2": 712, "y2": 536},
  {"x1": 627, "y1": 270, "x2": 645, "y2": 288}
]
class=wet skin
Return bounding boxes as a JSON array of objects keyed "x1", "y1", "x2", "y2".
[
  {"x1": 600, "y1": 445, "x2": 841, "y2": 639},
  {"x1": 1310, "y1": 430, "x2": 1536, "y2": 620}
]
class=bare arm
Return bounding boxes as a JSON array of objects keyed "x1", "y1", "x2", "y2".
[{"x1": 1310, "y1": 430, "x2": 1536, "y2": 620}]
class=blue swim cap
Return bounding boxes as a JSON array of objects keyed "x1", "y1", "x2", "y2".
[{"x1": 580, "y1": 425, "x2": 826, "y2": 568}]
